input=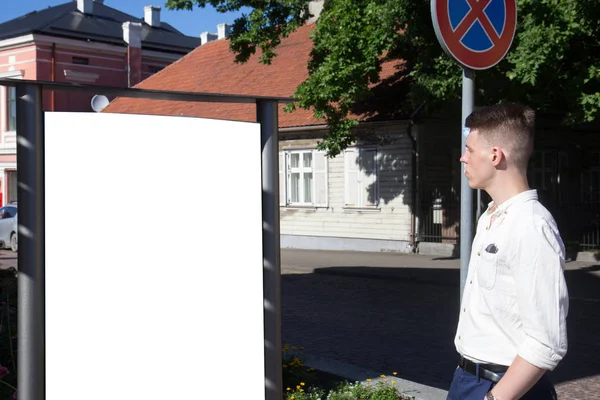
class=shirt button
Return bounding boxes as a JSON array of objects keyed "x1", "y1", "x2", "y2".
[
  {"x1": 477, "y1": 252, "x2": 481, "y2": 256},
  {"x1": 463, "y1": 308, "x2": 466, "y2": 312},
  {"x1": 470, "y1": 280, "x2": 473, "y2": 284},
  {"x1": 458, "y1": 335, "x2": 461, "y2": 340}
]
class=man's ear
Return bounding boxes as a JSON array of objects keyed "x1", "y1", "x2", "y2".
[{"x1": 491, "y1": 146, "x2": 505, "y2": 167}]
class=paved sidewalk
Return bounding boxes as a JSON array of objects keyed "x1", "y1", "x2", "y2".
[{"x1": 281, "y1": 249, "x2": 600, "y2": 400}]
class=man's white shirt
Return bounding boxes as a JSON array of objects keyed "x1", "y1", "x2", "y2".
[{"x1": 455, "y1": 189, "x2": 569, "y2": 370}]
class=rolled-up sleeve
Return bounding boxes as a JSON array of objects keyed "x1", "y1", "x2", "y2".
[{"x1": 513, "y1": 218, "x2": 569, "y2": 370}]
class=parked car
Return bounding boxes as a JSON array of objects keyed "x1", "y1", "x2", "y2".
[{"x1": 0, "y1": 204, "x2": 18, "y2": 252}]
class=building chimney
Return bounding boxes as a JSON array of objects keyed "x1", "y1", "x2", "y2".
[
  {"x1": 144, "y1": 6, "x2": 161, "y2": 27},
  {"x1": 200, "y1": 32, "x2": 218, "y2": 45},
  {"x1": 122, "y1": 22, "x2": 143, "y2": 87},
  {"x1": 77, "y1": 0, "x2": 94, "y2": 14},
  {"x1": 217, "y1": 23, "x2": 231, "y2": 40}
]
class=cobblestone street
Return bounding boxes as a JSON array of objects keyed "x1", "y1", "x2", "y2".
[{"x1": 281, "y1": 249, "x2": 600, "y2": 399}]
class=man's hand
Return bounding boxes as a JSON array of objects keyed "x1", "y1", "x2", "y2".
[{"x1": 484, "y1": 356, "x2": 546, "y2": 400}]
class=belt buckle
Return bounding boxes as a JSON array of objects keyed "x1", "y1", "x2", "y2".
[{"x1": 481, "y1": 367, "x2": 502, "y2": 383}]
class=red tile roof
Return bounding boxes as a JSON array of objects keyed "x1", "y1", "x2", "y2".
[{"x1": 104, "y1": 23, "x2": 405, "y2": 128}]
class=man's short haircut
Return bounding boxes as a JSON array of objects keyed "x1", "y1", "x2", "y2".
[{"x1": 465, "y1": 103, "x2": 535, "y2": 168}]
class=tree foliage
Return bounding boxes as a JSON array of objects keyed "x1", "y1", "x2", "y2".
[{"x1": 166, "y1": 0, "x2": 600, "y2": 156}]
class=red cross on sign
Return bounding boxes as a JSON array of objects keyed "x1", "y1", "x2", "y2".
[{"x1": 431, "y1": 0, "x2": 517, "y2": 70}]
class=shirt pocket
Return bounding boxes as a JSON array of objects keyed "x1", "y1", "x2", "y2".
[{"x1": 477, "y1": 250, "x2": 498, "y2": 290}]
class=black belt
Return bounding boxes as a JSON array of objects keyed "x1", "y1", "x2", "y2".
[{"x1": 459, "y1": 356, "x2": 509, "y2": 383}]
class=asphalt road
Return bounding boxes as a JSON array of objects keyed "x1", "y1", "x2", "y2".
[{"x1": 280, "y1": 248, "x2": 600, "y2": 400}]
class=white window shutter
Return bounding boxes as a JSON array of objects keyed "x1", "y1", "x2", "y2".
[
  {"x1": 360, "y1": 148, "x2": 378, "y2": 206},
  {"x1": 279, "y1": 152, "x2": 286, "y2": 206},
  {"x1": 313, "y1": 150, "x2": 328, "y2": 207},
  {"x1": 344, "y1": 149, "x2": 359, "y2": 206},
  {"x1": 286, "y1": 152, "x2": 292, "y2": 205}
]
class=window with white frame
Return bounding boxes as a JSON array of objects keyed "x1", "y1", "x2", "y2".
[
  {"x1": 528, "y1": 150, "x2": 569, "y2": 204},
  {"x1": 6, "y1": 170, "x2": 17, "y2": 204},
  {"x1": 279, "y1": 149, "x2": 327, "y2": 207},
  {"x1": 581, "y1": 151, "x2": 600, "y2": 204},
  {"x1": 344, "y1": 147, "x2": 378, "y2": 208},
  {"x1": 7, "y1": 86, "x2": 16, "y2": 132},
  {"x1": 529, "y1": 150, "x2": 556, "y2": 191},
  {"x1": 1, "y1": 71, "x2": 23, "y2": 132}
]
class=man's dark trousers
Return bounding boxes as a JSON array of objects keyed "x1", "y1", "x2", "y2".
[{"x1": 446, "y1": 367, "x2": 557, "y2": 400}]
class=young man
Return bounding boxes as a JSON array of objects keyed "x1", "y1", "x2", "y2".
[{"x1": 447, "y1": 104, "x2": 569, "y2": 400}]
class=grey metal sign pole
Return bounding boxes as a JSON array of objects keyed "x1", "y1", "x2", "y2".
[
  {"x1": 257, "y1": 100, "x2": 283, "y2": 400},
  {"x1": 460, "y1": 68, "x2": 474, "y2": 302},
  {"x1": 431, "y1": 0, "x2": 517, "y2": 302},
  {"x1": 16, "y1": 83, "x2": 46, "y2": 400}
]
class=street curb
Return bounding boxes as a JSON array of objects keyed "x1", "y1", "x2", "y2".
[
  {"x1": 576, "y1": 251, "x2": 600, "y2": 263},
  {"x1": 312, "y1": 267, "x2": 458, "y2": 287},
  {"x1": 303, "y1": 354, "x2": 449, "y2": 400}
]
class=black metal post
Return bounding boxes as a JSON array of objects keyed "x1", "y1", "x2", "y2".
[
  {"x1": 16, "y1": 84, "x2": 45, "y2": 400},
  {"x1": 257, "y1": 100, "x2": 282, "y2": 400}
]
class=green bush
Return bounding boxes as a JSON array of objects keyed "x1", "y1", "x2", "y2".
[
  {"x1": 282, "y1": 344, "x2": 413, "y2": 400},
  {"x1": 284, "y1": 379, "x2": 413, "y2": 400}
]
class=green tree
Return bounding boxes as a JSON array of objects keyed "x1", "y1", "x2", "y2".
[{"x1": 166, "y1": 0, "x2": 600, "y2": 156}]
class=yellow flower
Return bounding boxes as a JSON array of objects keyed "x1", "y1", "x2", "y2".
[
  {"x1": 287, "y1": 388, "x2": 291, "y2": 391},
  {"x1": 380, "y1": 374, "x2": 386, "y2": 378},
  {"x1": 290, "y1": 396, "x2": 294, "y2": 400},
  {"x1": 392, "y1": 380, "x2": 396, "y2": 385},
  {"x1": 366, "y1": 378, "x2": 372, "y2": 382},
  {"x1": 300, "y1": 389, "x2": 304, "y2": 393},
  {"x1": 296, "y1": 385, "x2": 301, "y2": 389},
  {"x1": 393, "y1": 372, "x2": 397, "y2": 376},
  {"x1": 300, "y1": 382, "x2": 305, "y2": 386}
]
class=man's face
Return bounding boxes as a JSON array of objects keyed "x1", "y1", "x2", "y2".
[{"x1": 459, "y1": 129, "x2": 496, "y2": 190}]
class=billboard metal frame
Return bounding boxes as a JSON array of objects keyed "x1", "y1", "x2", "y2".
[{"x1": 0, "y1": 78, "x2": 288, "y2": 400}]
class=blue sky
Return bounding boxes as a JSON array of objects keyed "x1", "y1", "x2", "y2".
[{"x1": 1, "y1": 0, "x2": 250, "y2": 38}]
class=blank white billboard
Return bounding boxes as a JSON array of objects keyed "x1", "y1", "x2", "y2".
[{"x1": 44, "y1": 112, "x2": 264, "y2": 400}]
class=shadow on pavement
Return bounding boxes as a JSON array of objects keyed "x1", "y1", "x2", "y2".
[{"x1": 281, "y1": 265, "x2": 600, "y2": 392}]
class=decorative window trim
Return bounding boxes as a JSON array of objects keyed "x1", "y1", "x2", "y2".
[
  {"x1": 63, "y1": 69, "x2": 99, "y2": 83},
  {"x1": 0, "y1": 70, "x2": 23, "y2": 79}
]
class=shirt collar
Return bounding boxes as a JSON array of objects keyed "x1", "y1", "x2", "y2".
[{"x1": 486, "y1": 189, "x2": 538, "y2": 216}]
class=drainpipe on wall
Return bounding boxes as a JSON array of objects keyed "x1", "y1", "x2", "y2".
[
  {"x1": 51, "y1": 43, "x2": 56, "y2": 111},
  {"x1": 406, "y1": 122, "x2": 417, "y2": 249},
  {"x1": 414, "y1": 126, "x2": 421, "y2": 249},
  {"x1": 405, "y1": 104, "x2": 425, "y2": 252}
]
